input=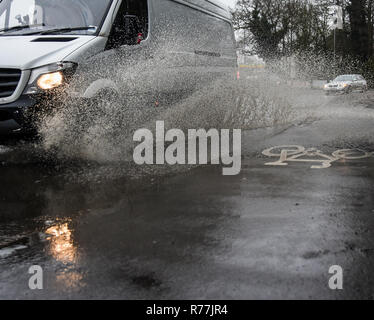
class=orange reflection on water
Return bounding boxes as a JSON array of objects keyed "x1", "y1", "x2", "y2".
[
  {"x1": 45, "y1": 222, "x2": 84, "y2": 289},
  {"x1": 55, "y1": 271, "x2": 84, "y2": 289},
  {"x1": 45, "y1": 222, "x2": 77, "y2": 264}
]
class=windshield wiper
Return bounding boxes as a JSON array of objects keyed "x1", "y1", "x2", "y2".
[
  {"x1": 38, "y1": 26, "x2": 97, "y2": 35},
  {"x1": 0, "y1": 23, "x2": 45, "y2": 34}
]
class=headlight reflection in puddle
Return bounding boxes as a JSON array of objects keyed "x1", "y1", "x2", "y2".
[{"x1": 45, "y1": 221, "x2": 84, "y2": 289}]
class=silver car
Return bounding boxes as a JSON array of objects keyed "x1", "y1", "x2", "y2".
[{"x1": 323, "y1": 74, "x2": 368, "y2": 95}]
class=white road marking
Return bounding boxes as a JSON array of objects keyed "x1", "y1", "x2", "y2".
[
  {"x1": 262, "y1": 145, "x2": 373, "y2": 169},
  {"x1": 332, "y1": 149, "x2": 372, "y2": 160},
  {"x1": 0, "y1": 245, "x2": 28, "y2": 258}
]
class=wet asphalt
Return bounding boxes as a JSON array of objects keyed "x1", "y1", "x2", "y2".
[{"x1": 1, "y1": 91, "x2": 374, "y2": 300}]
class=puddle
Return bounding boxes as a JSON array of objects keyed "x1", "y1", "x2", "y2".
[
  {"x1": 132, "y1": 274, "x2": 162, "y2": 289},
  {"x1": 302, "y1": 250, "x2": 330, "y2": 260}
]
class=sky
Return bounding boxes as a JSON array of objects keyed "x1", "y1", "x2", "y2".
[{"x1": 220, "y1": 0, "x2": 238, "y2": 9}]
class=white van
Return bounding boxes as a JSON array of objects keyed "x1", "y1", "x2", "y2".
[{"x1": 0, "y1": 0, "x2": 237, "y2": 134}]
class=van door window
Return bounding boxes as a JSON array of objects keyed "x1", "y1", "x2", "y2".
[{"x1": 106, "y1": 0, "x2": 148, "y2": 49}]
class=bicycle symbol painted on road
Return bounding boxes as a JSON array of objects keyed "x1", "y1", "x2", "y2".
[{"x1": 262, "y1": 145, "x2": 373, "y2": 169}]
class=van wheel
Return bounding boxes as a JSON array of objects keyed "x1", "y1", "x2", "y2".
[
  {"x1": 91, "y1": 90, "x2": 122, "y2": 124},
  {"x1": 96, "y1": 90, "x2": 120, "y2": 104},
  {"x1": 73, "y1": 91, "x2": 121, "y2": 136}
]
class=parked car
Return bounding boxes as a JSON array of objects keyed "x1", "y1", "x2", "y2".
[
  {"x1": 0, "y1": 0, "x2": 237, "y2": 135},
  {"x1": 323, "y1": 74, "x2": 368, "y2": 95}
]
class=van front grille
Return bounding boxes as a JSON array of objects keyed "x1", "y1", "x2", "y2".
[{"x1": 0, "y1": 68, "x2": 21, "y2": 99}]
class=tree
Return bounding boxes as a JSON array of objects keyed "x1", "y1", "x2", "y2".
[
  {"x1": 347, "y1": 0, "x2": 369, "y2": 59},
  {"x1": 233, "y1": 0, "x2": 374, "y2": 83},
  {"x1": 232, "y1": 0, "x2": 337, "y2": 60},
  {"x1": 232, "y1": 0, "x2": 290, "y2": 60}
]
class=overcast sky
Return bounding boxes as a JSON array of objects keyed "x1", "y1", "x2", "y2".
[{"x1": 220, "y1": 0, "x2": 237, "y2": 9}]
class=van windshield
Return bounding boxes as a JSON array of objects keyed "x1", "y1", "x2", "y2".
[{"x1": 0, "y1": 0, "x2": 113, "y2": 36}]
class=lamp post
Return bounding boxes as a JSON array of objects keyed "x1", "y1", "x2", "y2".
[
  {"x1": 334, "y1": 27, "x2": 336, "y2": 65},
  {"x1": 332, "y1": 3, "x2": 343, "y2": 71}
]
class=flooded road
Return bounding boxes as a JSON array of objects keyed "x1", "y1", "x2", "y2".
[{"x1": 1, "y1": 89, "x2": 374, "y2": 299}]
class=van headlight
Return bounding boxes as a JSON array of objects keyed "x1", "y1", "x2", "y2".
[
  {"x1": 37, "y1": 71, "x2": 64, "y2": 90},
  {"x1": 24, "y1": 62, "x2": 77, "y2": 94}
]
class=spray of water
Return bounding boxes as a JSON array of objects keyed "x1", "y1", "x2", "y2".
[{"x1": 5, "y1": 48, "x2": 373, "y2": 180}]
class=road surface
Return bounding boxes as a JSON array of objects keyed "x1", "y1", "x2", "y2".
[{"x1": 0, "y1": 90, "x2": 374, "y2": 299}]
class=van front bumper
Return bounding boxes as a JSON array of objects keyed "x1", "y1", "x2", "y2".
[{"x1": 0, "y1": 94, "x2": 58, "y2": 135}]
